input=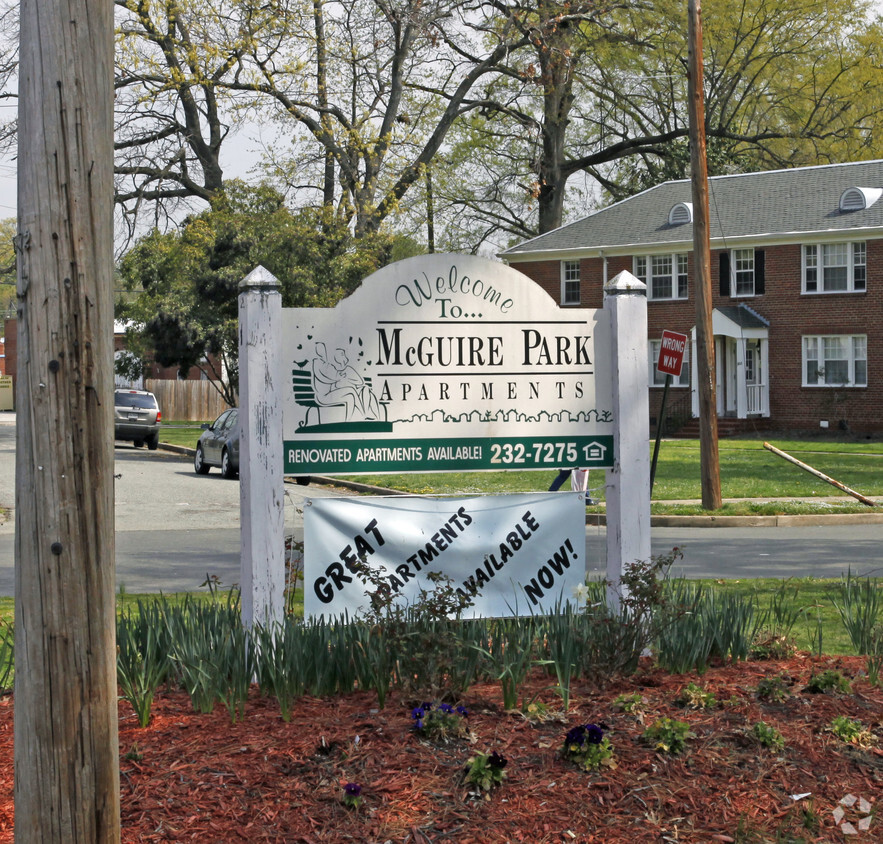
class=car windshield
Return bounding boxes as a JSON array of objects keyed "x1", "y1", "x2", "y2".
[{"x1": 115, "y1": 392, "x2": 157, "y2": 410}]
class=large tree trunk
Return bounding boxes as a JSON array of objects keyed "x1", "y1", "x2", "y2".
[{"x1": 15, "y1": 0, "x2": 120, "y2": 840}]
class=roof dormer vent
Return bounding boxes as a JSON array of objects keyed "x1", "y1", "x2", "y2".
[
  {"x1": 840, "y1": 186, "x2": 882, "y2": 212},
  {"x1": 668, "y1": 202, "x2": 693, "y2": 225}
]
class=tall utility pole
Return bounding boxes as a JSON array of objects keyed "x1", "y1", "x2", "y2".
[
  {"x1": 15, "y1": 1, "x2": 120, "y2": 840},
  {"x1": 687, "y1": 0, "x2": 722, "y2": 510}
]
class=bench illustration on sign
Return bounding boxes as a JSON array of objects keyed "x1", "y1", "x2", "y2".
[{"x1": 293, "y1": 341, "x2": 392, "y2": 433}]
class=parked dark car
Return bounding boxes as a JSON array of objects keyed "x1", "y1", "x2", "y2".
[
  {"x1": 114, "y1": 388, "x2": 161, "y2": 449},
  {"x1": 194, "y1": 408, "x2": 239, "y2": 478},
  {"x1": 193, "y1": 408, "x2": 311, "y2": 484}
]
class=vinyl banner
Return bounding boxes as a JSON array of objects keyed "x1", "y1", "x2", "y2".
[{"x1": 304, "y1": 492, "x2": 586, "y2": 620}]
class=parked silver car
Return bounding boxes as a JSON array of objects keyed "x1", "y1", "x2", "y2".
[
  {"x1": 194, "y1": 408, "x2": 239, "y2": 478},
  {"x1": 114, "y1": 388, "x2": 161, "y2": 449}
]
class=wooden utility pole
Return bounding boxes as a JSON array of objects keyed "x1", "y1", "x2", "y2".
[
  {"x1": 15, "y1": 0, "x2": 120, "y2": 840},
  {"x1": 687, "y1": 0, "x2": 722, "y2": 510}
]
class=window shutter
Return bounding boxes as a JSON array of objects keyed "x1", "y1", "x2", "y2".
[
  {"x1": 755, "y1": 250, "x2": 765, "y2": 295},
  {"x1": 719, "y1": 252, "x2": 730, "y2": 297}
]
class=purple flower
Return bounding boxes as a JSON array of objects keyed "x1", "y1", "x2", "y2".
[
  {"x1": 343, "y1": 782, "x2": 361, "y2": 798},
  {"x1": 414, "y1": 718, "x2": 424, "y2": 730},
  {"x1": 421, "y1": 701, "x2": 434, "y2": 711},
  {"x1": 565, "y1": 725, "x2": 587, "y2": 746},
  {"x1": 565, "y1": 723, "x2": 605, "y2": 747},
  {"x1": 411, "y1": 706, "x2": 425, "y2": 720},
  {"x1": 456, "y1": 705, "x2": 469, "y2": 716},
  {"x1": 439, "y1": 703, "x2": 454, "y2": 714},
  {"x1": 488, "y1": 751, "x2": 507, "y2": 770}
]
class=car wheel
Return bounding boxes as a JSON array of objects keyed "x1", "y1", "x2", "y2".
[
  {"x1": 194, "y1": 444, "x2": 210, "y2": 475},
  {"x1": 147, "y1": 433, "x2": 159, "y2": 451},
  {"x1": 133, "y1": 439, "x2": 144, "y2": 448},
  {"x1": 295, "y1": 476, "x2": 311, "y2": 486},
  {"x1": 221, "y1": 448, "x2": 237, "y2": 479}
]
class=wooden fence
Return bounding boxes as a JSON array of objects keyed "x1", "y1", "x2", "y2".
[{"x1": 145, "y1": 379, "x2": 232, "y2": 421}]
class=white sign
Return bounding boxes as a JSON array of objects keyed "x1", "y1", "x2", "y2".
[
  {"x1": 282, "y1": 253, "x2": 613, "y2": 475},
  {"x1": 304, "y1": 493, "x2": 587, "y2": 619}
]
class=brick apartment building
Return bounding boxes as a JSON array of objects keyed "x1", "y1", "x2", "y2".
[{"x1": 502, "y1": 160, "x2": 883, "y2": 435}]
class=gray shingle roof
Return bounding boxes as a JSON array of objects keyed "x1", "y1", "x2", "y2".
[
  {"x1": 716, "y1": 304, "x2": 769, "y2": 329},
  {"x1": 503, "y1": 160, "x2": 883, "y2": 257}
]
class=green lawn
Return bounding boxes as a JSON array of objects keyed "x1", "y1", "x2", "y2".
[
  {"x1": 342, "y1": 437, "x2": 883, "y2": 503},
  {"x1": 159, "y1": 424, "x2": 883, "y2": 503},
  {"x1": 158, "y1": 422, "x2": 211, "y2": 449}
]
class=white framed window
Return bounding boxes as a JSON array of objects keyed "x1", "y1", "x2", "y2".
[
  {"x1": 560, "y1": 260, "x2": 580, "y2": 305},
  {"x1": 803, "y1": 242, "x2": 866, "y2": 293},
  {"x1": 634, "y1": 253, "x2": 688, "y2": 301},
  {"x1": 733, "y1": 248, "x2": 755, "y2": 296},
  {"x1": 649, "y1": 339, "x2": 690, "y2": 387},
  {"x1": 720, "y1": 248, "x2": 764, "y2": 297},
  {"x1": 802, "y1": 334, "x2": 867, "y2": 387}
]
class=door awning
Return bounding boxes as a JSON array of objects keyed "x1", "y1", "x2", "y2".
[{"x1": 692, "y1": 304, "x2": 769, "y2": 340}]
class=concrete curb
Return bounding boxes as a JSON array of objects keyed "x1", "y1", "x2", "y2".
[{"x1": 159, "y1": 443, "x2": 883, "y2": 528}]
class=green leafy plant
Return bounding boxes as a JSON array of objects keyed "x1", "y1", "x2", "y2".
[
  {"x1": 751, "y1": 721, "x2": 785, "y2": 751},
  {"x1": 472, "y1": 616, "x2": 540, "y2": 711},
  {"x1": 357, "y1": 565, "x2": 476, "y2": 701},
  {"x1": 754, "y1": 674, "x2": 791, "y2": 703},
  {"x1": 831, "y1": 573, "x2": 882, "y2": 655},
  {"x1": 675, "y1": 682, "x2": 716, "y2": 709},
  {"x1": 341, "y1": 782, "x2": 362, "y2": 809},
  {"x1": 0, "y1": 620, "x2": 13, "y2": 693},
  {"x1": 411, "y1": 701, "x2": 470, "y2": 741},
  {"x1": 124, "y1": 743, "x2": 144, "y2": 763},
  {"x1": 653, "y1": 580, "x2": 715, "y2": 674},
  {"x1": 749, "y1": 631, "x2": 797, "y2": 660},
  {"x1": 642, "y1": 717, "x2": 693, "y2": 755},
  {"x1": 561, "y1": 723, "x2": 617, "y2": 771},
  {"x1": 520, "y1": 697, "x2": 556, "y2": 723},
  {"x1": 464, "y1": 750, "x2": 507, "y2": 792},
  {"x1": 829, "y1": 715, "x2": 878, "y2": 747},
  {"x1": 612, "y1": 692, "x2": 647, "y2": 721},
  {"x1": 867, "y1": 628, "x2": 883, "y2": 688},
  {"x1": 253, "y1": 618, "x2": 307, "y2": 721},
  {"x1": 116, "y1": 603, "x2": 172, "y2": 727},
  {"x1": 805, "y1": 669, "x2": 851, "y2": 695}
]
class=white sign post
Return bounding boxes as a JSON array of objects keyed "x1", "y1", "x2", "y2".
[
  {"x1": 604, "y1": 271, "x2": 651, "y2": 610},
  {"x1": 238, "y1": 266, "x2": 285, "y2": 627}
]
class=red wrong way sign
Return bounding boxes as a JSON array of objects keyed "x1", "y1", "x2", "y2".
[{"x1": 657, "y1": 329, "x2": 688, "y2": 377}]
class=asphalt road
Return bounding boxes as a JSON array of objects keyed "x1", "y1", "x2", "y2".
[
  {"x1": 0, "y1": 419, "x2": 347, "y2": 595},
  {"x1": 2, "y1": 418, "x2": 883, "y2": 595}
]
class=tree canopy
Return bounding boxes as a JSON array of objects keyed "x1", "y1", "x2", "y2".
[
  {"x1": 1, "y1": 0, "x2": 880, "y2": 248},
  {"x1": 117, "y1": 182, "x2": 421, "y2": 403}
]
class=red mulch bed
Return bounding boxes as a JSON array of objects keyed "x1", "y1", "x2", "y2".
[{"x1": 0, "y1": 654, "x2": 881, "y2": 842}]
